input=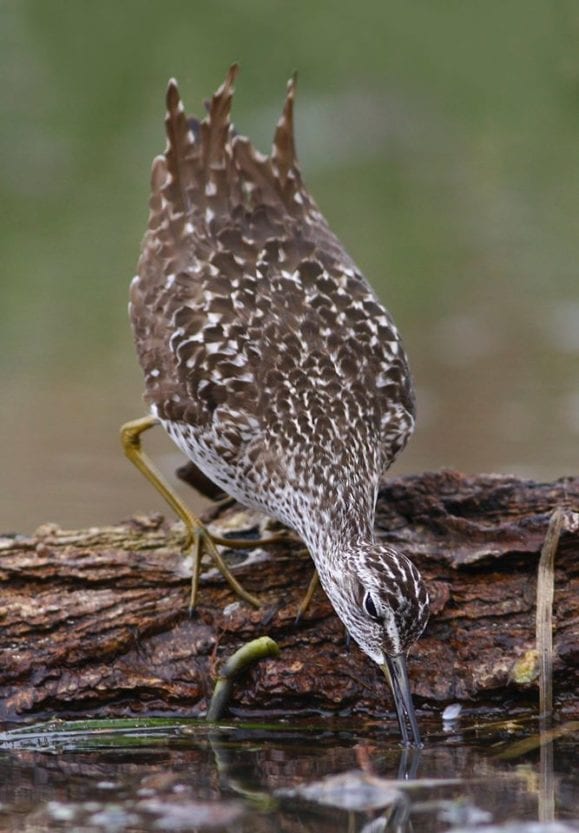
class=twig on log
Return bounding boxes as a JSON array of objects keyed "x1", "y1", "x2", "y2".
[{"x1": 536, "y1": 508, "x2": 563, "y2": 725}]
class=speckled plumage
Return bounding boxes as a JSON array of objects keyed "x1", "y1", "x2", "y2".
[{"x1": 130, "y1": 67, "x2": 429, "y2": 719}]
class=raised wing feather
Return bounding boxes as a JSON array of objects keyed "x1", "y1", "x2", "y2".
[{"x1": 129, "y1": 67, "x2": 415, "y2": 472}]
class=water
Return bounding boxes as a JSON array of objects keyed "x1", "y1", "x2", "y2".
[{"x1": 0, "y1": 718, "x2": 577, "y2": 832}]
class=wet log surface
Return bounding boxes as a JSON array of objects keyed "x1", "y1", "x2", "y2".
[{"x1": 0, "y1": 470, "x2": 578, "y2": 723}]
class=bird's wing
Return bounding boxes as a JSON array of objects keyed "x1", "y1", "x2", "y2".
[{"x1": 130, "y1": 66, "x2": 415, "y2": 466}]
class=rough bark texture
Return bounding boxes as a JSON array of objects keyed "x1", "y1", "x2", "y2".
[{"x1": 0, "y1": 470, "x2": 577, "y2": 723}]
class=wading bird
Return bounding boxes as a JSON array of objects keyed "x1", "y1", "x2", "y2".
[{"x1": 122, "y1": 66, "x2": 429, "y2": 745}]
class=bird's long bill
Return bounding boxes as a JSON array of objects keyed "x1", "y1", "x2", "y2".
[{"x1": 382, "y1": 654, "x2": 422, "y2": 748}]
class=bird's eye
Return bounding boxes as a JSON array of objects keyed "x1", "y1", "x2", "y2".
[{"x1": 363, "y1": 591, "x2": 381, "y2": 621}]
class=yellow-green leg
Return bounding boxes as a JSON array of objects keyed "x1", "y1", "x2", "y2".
[
  {"x1": 120, "y1": 415, "x2": 263, "y2": 609},
  {"x1": 295, "y1": 568, "x2": 320, "y2": 622}
]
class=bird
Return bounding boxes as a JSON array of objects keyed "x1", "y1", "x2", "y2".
[{"x1": 122, "y1": 65, "x2": 430, "y2": 746}]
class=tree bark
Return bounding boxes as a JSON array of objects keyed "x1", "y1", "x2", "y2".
[{"x1": 0, "y1": 470, "x2": 577, "y2": 723}]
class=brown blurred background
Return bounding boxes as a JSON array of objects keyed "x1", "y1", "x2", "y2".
[{"x1": 1, "y1": 1, "x2": 579, "y2": 534}]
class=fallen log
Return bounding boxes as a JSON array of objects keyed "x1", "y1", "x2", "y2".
[{"x1": 0, "y1": 470, "x2": 577, "y2": 723}]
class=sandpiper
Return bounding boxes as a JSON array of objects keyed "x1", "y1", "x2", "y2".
[{"x1": 122, "y1": 66, "x2": 429, "y2": 745}]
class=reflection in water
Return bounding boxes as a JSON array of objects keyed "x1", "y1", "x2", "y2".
[
  {"x1": 540, "y1": 738, "x2": 555, "y2": 824},
  {"x1": 494, "y1": 721, "x2": 579, "y2": 824},
  {"x1": 0, "y1": 719, "x2": 577, "y2": 832}
]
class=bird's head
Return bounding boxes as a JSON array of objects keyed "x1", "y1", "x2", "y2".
[{"x1": 323, "y1": 541, "x2": 429, "y2": 746}]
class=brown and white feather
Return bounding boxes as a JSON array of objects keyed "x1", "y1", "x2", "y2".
[{"x1": 129, "y1": 67, "x2": 426, "y2": 663}]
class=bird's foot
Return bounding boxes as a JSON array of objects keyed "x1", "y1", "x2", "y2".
[{"x1": 188, "y1": 525, "x2": 262, "y2": 612}]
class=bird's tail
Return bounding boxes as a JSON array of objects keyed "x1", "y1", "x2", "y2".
[{"x1": 156, "y1": 65, "x2": 313, "y2": 228}]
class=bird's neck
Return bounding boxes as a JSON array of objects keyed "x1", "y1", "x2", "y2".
[
  {"x1": 294, "y1": 475, "x2": 379, "y2": 566},
  {"x1": 272, "y1": 426, "x2": 384, "y2": 563}
]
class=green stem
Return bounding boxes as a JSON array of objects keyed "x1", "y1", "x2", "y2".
[{"x1": 207, "y1": 637, "x2": 280, "y2": 721}]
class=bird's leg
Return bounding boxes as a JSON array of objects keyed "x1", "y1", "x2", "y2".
[
  {"x1": 190, "y1": 525, "x2": 263, "y2": 611},
  {"x1": 295, "y1": 568, "x2": 320, "y2": 622},
  {"x1": 120, "y1": 415, "x2": 261, "y2": 609},
  {"x1": 121, "y1": 416, "x2": 197, "y2": 549}
]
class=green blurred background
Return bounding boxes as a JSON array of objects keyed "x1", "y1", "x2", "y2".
[{"x1": 1, "y1": 0, "x2": 578, "y2": 533}]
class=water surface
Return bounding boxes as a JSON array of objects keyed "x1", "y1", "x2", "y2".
[{"x1": 0, "y1": 717, "x2": 577, "y2": 832}]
